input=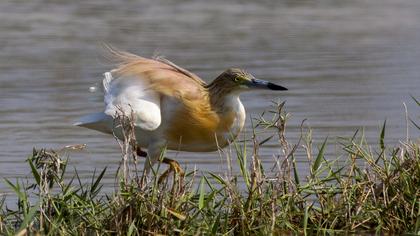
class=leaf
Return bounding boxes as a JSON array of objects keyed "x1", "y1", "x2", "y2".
[
  {"x1": 165, "y1": 207, "x2": 186, "y2": 221},
  {"x1": 380, "y1": 120, "x2": 386, "y2": 150},
  {"x1": 303, "y1": 205, "x2": 309, "y2": 236},
  {"x1": 312, "y1": 138, "x2": 327, "y2": 175},
  {"x1": 292, "y1": 156, "x2": 300, "y2": 185},
  {"x1": 211, "y1": 213, "x2": 221, "y2": 234},
  {"x1": 127, "y1": 220, "x2": 137, "y2": 236},
  {"x1": 410, "y1": 118, "x2": 420, "y2": 130},
  {"x1": 199, "y1": 177, "x2": 205, "y2": 210},
  {"x1": 258, "y1": 135, "x2": 274, "y2": 146},
  {"x1": 90, "y1": 167, "x2": 106, "y2": 197},
  {"x1": 203, "y1": 175, "x2": 215, "y2": 192},
  {"x1": 233, "y1": 140, "x2": 249, "y2": 187},
  {"x1": 4, "y1": 179, "x2": 24, "y2": 200},
  {"x1": 17, "y1": 204, "x2": 39, "y2": 233},
  {"x1": 208, "y1": 173, "x2": 227, "y2": 187},
  {"x1": 28, "y1": 159, "x2": 41, "y2": 186},
  {"x1": 410, "y1": 94, "x2": 420, "y2": 106}
]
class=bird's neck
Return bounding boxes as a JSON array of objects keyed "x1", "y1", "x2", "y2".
[
  {"x1": 207, "y1": 84, "x2": 246, "y2": 141},
  {"x1": 208, "y1": 86, "x2": 240, "y2": 113},
  {"x1": 211, "y1": 91, "x2": 246, "y2": 141}
]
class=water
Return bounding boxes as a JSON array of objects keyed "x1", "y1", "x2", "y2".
[{"x1": 1, "y1": 0, "x2": 419, "y2": 195}]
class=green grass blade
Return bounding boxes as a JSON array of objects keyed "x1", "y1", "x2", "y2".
[
  {"x1": 28, "y1": 159, "x2": 41, "y2": 186},
  {"x1": 208, "y1": 172, "x2": 227, "y2": 187},
  {"x1": 312, "y1": 138, "x2": 327, "y2": 175},
  {"x1": 380, "y1": 120, "x2": 386, "y2": 150},
  {"x1": 409, "y1": 118, "x2": 420, "y2": 130},
  {"x1": 303, "y1": 205, "x2": 309, "y2": 236},
  {"x1": 259, "y1": 135, "x2": 274, "y2": 146},
  {"x1": 234, "y1": 141, "x2": 249, "y2": 187},
  {"x1": 203, "y1": 175, "x2": 216, "y2": 192},
  {"x1": 199, "y1": 177, "x2": 205, "y2": 210},
  {"x1": 211, "y1": 213, "x2": 221, "y2": 234},
  {"x1": 4, "y1": 179, "x2": 25, "y2": 200},
  {"x1": 17, "y1": 204, "x2": 39, "y2": 233},
  {"x1": 292, "y1": 155, "x2": 300, "y2": 185},
  {"x1": 166, "y1": 207, "x2": 187, "y2": 221},
  {"x1": 90, "y1": 167, "x2": 107, "y2": 197},
  {"x1": 127, "y1": 220, "x2": 137, "y2": 236},
  {"x1": 410, "y1": 94, "x2": 420, "y2": 106}
]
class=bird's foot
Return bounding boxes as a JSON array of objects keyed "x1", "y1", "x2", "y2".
[{"x1": 158, "y1": 158, "x2": 184, "y2": 184}]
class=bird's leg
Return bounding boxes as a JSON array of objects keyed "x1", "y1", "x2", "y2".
[
  {"x1": 136, "y1": 147, "x2": 147, "y2": 157},
  {"x1": 143, "y1": 140, "x2": 167, "y2": 180},
  {"x1": 158, "y1": 157, "x2": 184, "y2": 184},
  {"x1": 139, "y1": 141, "x2": 183, "y2": 183},
  {"x1": 135, "y1": 146, "x2": 149, "y2": 185}
]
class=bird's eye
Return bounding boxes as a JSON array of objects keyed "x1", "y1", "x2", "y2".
[{"x1": 234, "y1": 77, "x2": 240, "y2": 82}]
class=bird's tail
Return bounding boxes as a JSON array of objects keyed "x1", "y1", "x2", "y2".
[{"x1": 74, "y1": 112, "x2": 113, "y2": 134}]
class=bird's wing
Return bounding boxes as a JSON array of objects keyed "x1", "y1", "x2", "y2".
[{"x1": 102, "y1": 47, "x2": 209, "y2": 131}]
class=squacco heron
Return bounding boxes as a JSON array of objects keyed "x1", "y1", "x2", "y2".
[{"x1": 75, "y1": 48, "x2": 287, "y2": 176}]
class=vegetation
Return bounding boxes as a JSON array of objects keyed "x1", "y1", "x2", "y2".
[{"x1": 1, "y1": 101, "x2": 419, "y2": 235}]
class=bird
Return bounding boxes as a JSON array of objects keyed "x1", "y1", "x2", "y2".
[{"x1": 75, "y1": 46, "x2": 287, "y2": 177}]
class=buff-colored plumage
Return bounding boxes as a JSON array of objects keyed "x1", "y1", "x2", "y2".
[
  {"x1": 76, "y1": 46, "x2": 287, "y2": 174},
  {"x1": 106, "y1": 49, "x2": 240, "y2": 151}
]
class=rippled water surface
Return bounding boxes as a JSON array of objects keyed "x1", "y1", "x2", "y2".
[{"x1": 1, "y1": 0, "x2": 419, "y2": 194}]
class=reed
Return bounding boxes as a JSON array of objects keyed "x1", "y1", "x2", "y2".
[{"x1": 1, "y1": 101, "x2": 419, "y2": 235}]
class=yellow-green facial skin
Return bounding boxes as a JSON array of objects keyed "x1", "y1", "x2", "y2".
[
  {"x1": 235, "y1": 76, "x2": 254, "y2": 90},
  {"x1": 222, "y1": 68, "x2": 254, "y2": 90}
]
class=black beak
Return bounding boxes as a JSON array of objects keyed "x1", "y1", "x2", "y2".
[{"x1": 250, "y1": 79, "x2": 288, "y2": 91}]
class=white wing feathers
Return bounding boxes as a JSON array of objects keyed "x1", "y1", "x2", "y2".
[{"x1": 103, "y1": 71, "x2": 162, "y2": 131}]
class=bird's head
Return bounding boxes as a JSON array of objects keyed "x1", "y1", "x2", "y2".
[{"x1": 208, "y1": 68, "x2": 287, "y2": 94}]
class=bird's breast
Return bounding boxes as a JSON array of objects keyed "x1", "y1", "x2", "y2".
[{"x1": 160, "y1": 96, "x2": 245, "y2": 152}]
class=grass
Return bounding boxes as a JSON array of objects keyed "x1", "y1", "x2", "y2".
[{"x1": 1, "y1": 101, "x2": 419, "y2": 235}]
